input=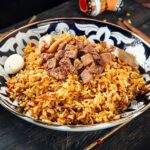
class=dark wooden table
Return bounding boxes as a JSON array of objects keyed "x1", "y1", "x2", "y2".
[{"x1": 0, "y1": 0, "x2": 150, "y2": 150}]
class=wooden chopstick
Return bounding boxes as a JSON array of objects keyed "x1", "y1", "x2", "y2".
[
  {"x1": 0, "y1": 15, "x2": 37, "y2": 40},
  {"x1": 85, "y1": 119, "x2": 132, "y2": 150},
  {"x1": 85, "y1": 104, "x2": 150, "y2": 150},
  {"x1": 117, "y1": 21, "x2": 128, "y2": 29},
  {"x1": 27, "y1": 15, "x2": 37, "y2": 24},
  {"x1": 85, "y1": 21, "x2": 150, "y2": 150}
]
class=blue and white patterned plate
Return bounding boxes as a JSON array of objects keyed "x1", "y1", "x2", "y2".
[{"x1": 0, "y1": 18, "x2": 150, "y2": 132}]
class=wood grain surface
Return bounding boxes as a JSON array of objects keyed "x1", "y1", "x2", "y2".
[{"x1": 0, "y1": 0, "x2": 150, "y2": 150}]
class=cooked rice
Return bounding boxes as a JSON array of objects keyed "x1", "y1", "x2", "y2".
[{"x1": 7, "y1": 34, "x2": 149, "y2": 125}]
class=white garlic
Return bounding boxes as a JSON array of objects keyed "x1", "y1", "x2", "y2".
[
  {"x1": 4, "y1": 54, "x2": 24, "y2": 74},
  {"x1": 39, "y1": 34, "x2": 52, "y2": 50}
]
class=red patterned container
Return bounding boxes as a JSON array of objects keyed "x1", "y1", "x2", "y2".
[{"x1": 79, "y1": 0, "x2": 123, "y2": 16}]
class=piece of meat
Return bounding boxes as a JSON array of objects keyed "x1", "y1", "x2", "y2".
[
  {"x1": 59, "y1": 58, "x2": 76, "y2": 73},
  {"x1": 55, "y1": 50, "x2": 65, "y2": 60},
  {"x1": 92, "y1": 52, "x2": 100, "y2": 60},
  {"x1": 45, "y1": 57, "x2": 57, "y2": 69},
  {"x1": 87, "y1": 63, "x2": 104, "y2": 74},
  {"x1": 87, "y1": 63, "x2": 96, "y2": 73},
  {"x1": 80, "y1": 45, "x2": 100, "y2": 60},
  {"x1": 95, "y1": 66, "x2": 104, "y2": 74},
  {"x1": 49, "y1": 67, "x2": 66, "y2": 80},
  {"x1": 80, "y1": 69, "x2": 93, "y2": 83},
  {"x1": 75, "y1": 40, "x2": 85, "y2": 49},
  {"x1": 87, "y1": 46, "x2": 100, "y2": 60},
  {"x1": 80, "y1": 45, "x2": 90, "y2": 53},
  {"x1": 65, "y1": 49, "x2": 78, "y2": 59},
  {"x1": 41, "y1": 53, "x2": 54, "y2": 61},
  {"x1": 113, "y1": 48, "x2": 138, "y2": 68},
  {"x1": 65, "y1": 44, "x2": 77, "y2": 51},
  {"x1": 80, "y1": 45, "x2": 95, "y2": 53},
  {"x1": 81, "y1": 53, "x2": 94, "y2": 66},
  {"x1": 99, "y1": 53, "x2": 112, "y2": 65},
  {"x1": 58, "y1": 42, "x2": 67, "y2": 50},
  {"x1": 74, "y1": 59, "x2": 83, "y2": 70}
]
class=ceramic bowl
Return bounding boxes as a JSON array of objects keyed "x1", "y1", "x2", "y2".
[{"x1": 0, "y1": 18, "x2": 150, "y2": 132}]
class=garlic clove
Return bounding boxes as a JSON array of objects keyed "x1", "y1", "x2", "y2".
[
  {"x1": 4, "y1": 54, "x2": 24, "y2": 74},
  {"x1": 39, "y1": 34, "x2": 53, "y2": 50}
]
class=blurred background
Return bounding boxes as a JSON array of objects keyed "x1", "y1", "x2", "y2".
[
  {"x1": 0, "y1": 0, "x2": 68, "y2": 29},
  {"x1": 0, "y1": 0, "x2": 149, "y2": 30}
]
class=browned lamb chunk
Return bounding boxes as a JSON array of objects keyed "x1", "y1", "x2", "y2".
[
  {"x1": 80, "y1": 69, "x2": 93, "y2": 83},
  {"x1": 55, "y1": 50, "x2": 65, "y2": 60},
  {"x1": 81, "y1": 54, "x2": 94, "y2": 66},
  {"x1": 80, "y1": 45, "x2": 94, "y2": 53},
  {"x1": 95, "y1": 66, "x2": 104, "y2": 74},
  {"x1": 81, "y1": 45, "x2": 101, "y2": 60},
  {"x1": 49, "y1": 67, "x2": 66, "y2": 80},
  {"x1": 59, "y1": 58, "x2": 76, "y2": 73},
  {"x1": 87, "y1": 63, "x2": 96, "y2": 73},
  {"x1": 92, "y1": 52, "x2": 101, "y2": 60},
  {"x1": 99, "y1": 53, "x2": 112, "y2": 65},
  {"x1": 65, "y1": 44, "x2": 77, "y2": 51},
  {"x1": 75, "y1": 39, "x2": 85, "y2": 49},
  {"x1": 45, "y1": 57, "x2": 57, "y2": 69},
  {"x1": 74, "y1": 59, "x2": 83, "y2": 70},
  {"x1": 87, "y1": 63, "x2": 104, "y2": 74},
  {"x1": 41, "y1": 53, "x2": 54, "y2": 61},
  {"x1": 65, "y1": 49, "x2": 78, "y2": 59}
]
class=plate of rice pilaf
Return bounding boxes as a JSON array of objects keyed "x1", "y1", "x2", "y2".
[{"x1": 0, "y1": 18, "x2": 150, "y2": 132}]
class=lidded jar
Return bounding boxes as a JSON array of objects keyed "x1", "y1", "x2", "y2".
[{"x1": 79, "y1": 0, "x2": 123, "y2": 16}]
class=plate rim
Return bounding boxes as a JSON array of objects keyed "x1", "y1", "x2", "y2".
[{"x1": 0, "y1": 17, "x2": 150, "y2": 47}]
